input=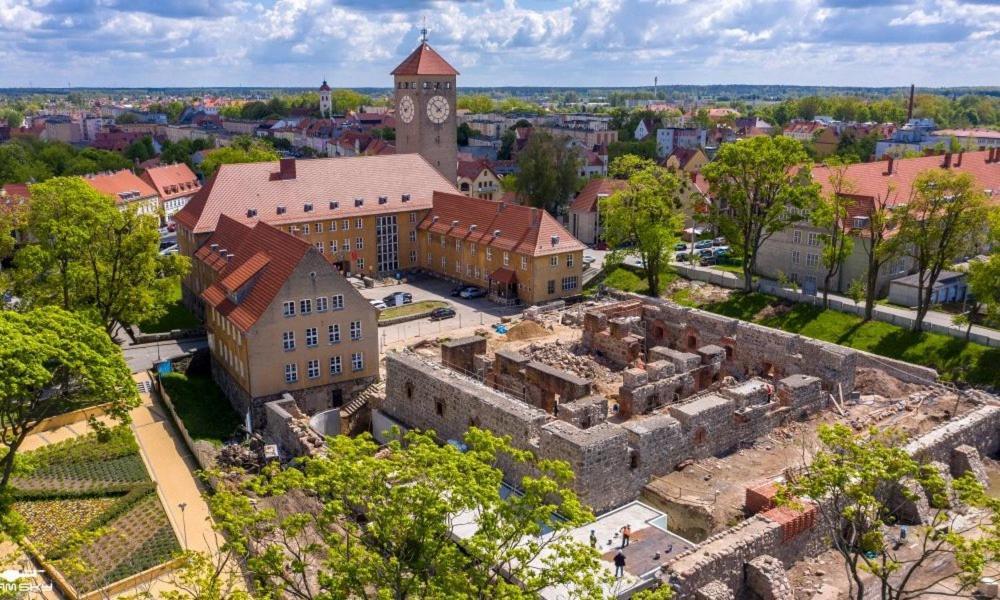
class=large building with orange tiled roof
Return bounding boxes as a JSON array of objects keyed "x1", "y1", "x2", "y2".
[
  {"x1": 84, "y1": 169, "x2": 160, "y2": 217},
  {"x1": 195, "y1": 214, "x2": 378, "y2": 422},
  {"x1": 754, "y1": 150, "x2": 1000, "y2": 295},
  {"x1": 140, "y1": 162, "x2": 201, "y2": 218}
]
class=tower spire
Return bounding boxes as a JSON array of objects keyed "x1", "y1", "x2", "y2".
[{"x1": 420, "y1": 16, "x2": 428, "y2": 44}]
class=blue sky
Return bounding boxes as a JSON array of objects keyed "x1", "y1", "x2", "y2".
[{"x1": 0, "y1": 0, "x2": 997, "y2": 88}]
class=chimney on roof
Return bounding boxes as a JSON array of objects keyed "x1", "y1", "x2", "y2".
[
  {"x1": 943, "y1": 152, "x2": 952, "y2": 169},
  {"x1": 885, "y1": 157, "x2": 894, "y2": 176},
  {"x1": 278, "y1": 157, "x2": 296, "y2": 180},
  {"x1": 530, "y1": 207, "x2": 541, "y2": 226},
  {"x1": 907, "y1": 84, "x2": 915, "y2": 122}
]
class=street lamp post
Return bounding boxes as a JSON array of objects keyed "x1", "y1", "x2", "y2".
[{"x1": 178, "y1": 502, "x2": 188, "y2": 549}]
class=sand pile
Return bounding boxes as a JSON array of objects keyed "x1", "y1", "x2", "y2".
[
  {"x1": 505, "y1": 319, "x2": 549, "y2": 341},
  {"x1": 853, "y1": 367, "x2": 923, "y2": 399}
]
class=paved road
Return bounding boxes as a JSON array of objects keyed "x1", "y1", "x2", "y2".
[{"x1": 124, "y1": 337, "x2": 208, "y2": 373}]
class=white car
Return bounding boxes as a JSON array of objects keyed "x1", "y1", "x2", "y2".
[
  {"x1": 582, "y1": 254, "x2": 596, "y2": 266},
  {"x1": 369, "y1": 299, "x2": 388, "y2": 310}
]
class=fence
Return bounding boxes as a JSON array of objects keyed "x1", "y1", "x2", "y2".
[{"x1": 377, "y1": 305, "x2": 524, "y2": 350}]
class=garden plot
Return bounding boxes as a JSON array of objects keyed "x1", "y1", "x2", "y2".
[{"x1": 11, "y1": 425, "x2": 181, "y2": 595}]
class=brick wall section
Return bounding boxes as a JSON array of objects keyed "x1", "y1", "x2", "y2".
[
  {"x1": 904, "y1": 404, "x2": 1000, "y2": 463},
  {"x1": 441, "y1": 336, "x2": 487, "y2": 374}
]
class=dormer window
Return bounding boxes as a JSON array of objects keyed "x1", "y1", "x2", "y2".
[
  {"x1": 277, "y1": 206, "x2": 286, "y2": 215},
  {"x1": 330, "y1": 201, "x2": 339, "y2": 210},
  {"x1": 401, "y1": 194, "x2": 411, "y2": 202},
  {"x1": 378, "y1": 195, "x2": 387, "y2": 204},
  {"x1": 304, "y1": 203, "x2": 314, "y2": 212},
  {"x1": 354, "y1": 198, "x2": 364, "y2": 207},
  {"x1": 247, "y1": 208, "x2": 258, "y2": 218}
]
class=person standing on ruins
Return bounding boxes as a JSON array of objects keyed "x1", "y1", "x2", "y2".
[
  {"x1": 614, "y1": 550, "x2": 626, "y2": 578},
  {"x1": 620, "y1": 524, "x2": 631, "y2": 548}
]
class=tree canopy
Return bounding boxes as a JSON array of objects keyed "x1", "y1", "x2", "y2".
[
  {"x1": 701, "y1": 135, "x2": 820, "y2": 292},
  {"x1": 200, "y1": 136, "x2": 281, "y2": 177},
  {"x1": 0, "y1": 307, "x2": 138, "y2": 492},
  {"x1": 512, "y1": 131, "x2": 581, "y2": 216},
  {"x1": 210, "y1": 428, "x2": 609, "y2": 600}
]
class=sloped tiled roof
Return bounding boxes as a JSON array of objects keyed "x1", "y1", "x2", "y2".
[
  {"x1": 420, "y1": 191, "x2": 585, "y2": 257},
  {"x1": 141, "y1": 163, "x2": 201, "y2": 201},
  {"x1": 199, "y1": 220, "x2": 314, "y2": 332},
  {"x1": 173, "y1": 154, "x2": 458, "y2": 234},
  {"x1": 391, "y1": 42, "x2": 459, "y2": 76},
  {"x1": 84, "y1": 169, "x2": 158, "y2": 205},
  {"x1": 457, "y1": 159, "x2": 496, "y2": 181},
  {"x1": 570, "y1": 178, "x2": 626, "y2": 213},
  {"x1": 194, "y1": 215, "x2": 254, "y2": 273}
]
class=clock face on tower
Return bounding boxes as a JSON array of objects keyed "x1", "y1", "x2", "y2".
[
  {"x1": 426, "y1": 95, "x2": 450, "y2": 124},
  {"x1": 398, "y1": 95, "x2": 414, "y2": 123}
]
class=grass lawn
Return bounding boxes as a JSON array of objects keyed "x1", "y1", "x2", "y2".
[
  {"x1": 379, "y1": 300, "x2": 449, "y2": 322},
  {"x1": 159, "y1": 372, "x2": 241, "y2": 445},
  {"x1": 700, "y1": 293, "x2": 1000, "y2": 388},
  {"x1": 712, "y1": 263, "x2": 744, "y2": 275},
  {"x1": 137, "y1": 280, "x2": 200, "y2": 333},
  {"x1": 596, "y1": 265, "x2": 677, "y2": 296}
]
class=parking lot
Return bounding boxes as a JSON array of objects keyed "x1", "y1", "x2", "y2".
[{"x1": 355, "y1": 274, "x2": 525, "y2": 348}]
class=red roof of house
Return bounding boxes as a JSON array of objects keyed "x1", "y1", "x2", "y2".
[
  {"x1": 85, "y1": 169, "x2": 158, "y2": 205},
  {"x1": 173, "y1": 154, "x2": 458, "y2": 235},
  {"x1": 570, "y1": 178, "x2": 626, "y2": 213},
  {"x1": 811, "y1": 150, "x2": 1000, "y2": 209},
  {"x1": 1, "y1": 183, "x2": 30, "y2": 214},
  {"x1": 664, "y1": 147, "x2": 702, "y2": 170},
  {"x1": 391, "y1": 42, "x2": 459, "y2": 76},
  {"x1": 199, "y1": 218, "x2": 315, "y2": 332},
  {"x1": 194, "y1": 215, "x2": 254, "y2": 273},
  {"x1": 457, "y1": 159, "x2": 496, "y2": 181},
  {"x1": 420, "y1": 191, "x2": 585, "y2": 257},
  {"x1": 141, "y1": 163, "x2": 201, "y2": 201}
]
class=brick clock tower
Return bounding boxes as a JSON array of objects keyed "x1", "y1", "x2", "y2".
[{"x1": 392, "y1": 30, "x2": 458, "y2": 183}]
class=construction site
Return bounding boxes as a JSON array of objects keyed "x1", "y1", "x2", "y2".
[{"x1": 367, "y1": 292, "x2": 1000, "y2": 599}]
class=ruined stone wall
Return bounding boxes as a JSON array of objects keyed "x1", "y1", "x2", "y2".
[
  {"x1": 904, "y1": 404, "x2": 1000, "y2": 463},
  {"x1": 441, "y1": 336, "x2": 487, "y2": 374},
  {"x1": 263, "y1": 395, "x2": 325, "y2": 457}
]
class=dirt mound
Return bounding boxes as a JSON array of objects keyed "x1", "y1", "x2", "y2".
[
  {"x1": 505, "y1": 319, "x2": 550, "y2": 342},
  {"x1": 853, "y1": 367, "x2": 923, "y2": 399},
  {"x1": 754, "y1": 302, "x2": 793, "y2": 321}
]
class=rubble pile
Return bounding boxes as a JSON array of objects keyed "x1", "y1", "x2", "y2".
[{"x1": 519, "y1": 340, "x2": 619, "y2": 383}]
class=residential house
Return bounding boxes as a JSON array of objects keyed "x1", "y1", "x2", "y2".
[
  {"x1": 580, "y1": 151, "x2": 609, "y2": 178},
  {"x1": 874, "y1": 119, "x2": 941, "y2": 158},
  {"x1": 754, "y1": 150, "x2": 1000, "y2": 296},
  {"x1": 656, "y1": 127, "x2": 707, "y2": 158},
  {"x1": 634, "y1": 118, "x2": 657, "y2": 141},
  {"x1": 888, "y1": 270, "x2": 967, "y2": 307},
  {"x1": 40, "y1": 116, "x2": 83, "y2": 144},
  {"x1": 84, "y1": 169, "x2": 160, "y2": 217},
  {"x1": 782, "y1": 120, "x2": 840, "y2": 158},
  {"x1": 197, "y1": 215, "x2": 378, "y2": 424},
  {"x1": 708, "y1": 107, "x2": 740, "y2": 122},
  {"x1": 733, "y1": 117, "x2": 773, "y2": 136},
  {"x1": 457, "y1": 159, "x2": 503, "y2": 201},
  {"x1": 568, "y1": 178, "x2": 625, "y2": 246},
  {"x1": 93, "y1": 129, "x2": 146, "y2": 152},
  {"x1": 662, "y1": 147, "x2": 708, "y2": 174},
  {"x1": 140, "y1": 163, "x2": 202, "y2": 219},
  {"x1": 418, "y1": 191, "x2": 586, "y2": 304},
  {"x1": 934, "y1": 129, "x2": 1000, "y2": 151}
]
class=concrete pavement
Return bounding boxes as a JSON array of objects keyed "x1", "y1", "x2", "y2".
[{"x1": 123, "y1": 337, "x2": 208, "y2": 373}]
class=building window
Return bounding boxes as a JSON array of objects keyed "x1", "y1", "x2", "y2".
[
  {"x1": 409, "y1": 230, "x2": 416, "y2": 242},
  {"x1": 330, "y1": 355, "x2": 342, "y2": 375},
  {"x1": 339, "y1": 239, "x2": 348, "y2": 252},
  {"x1": 305, "y1": 327, "x2": 318, "y2": 347},
  {"x1": 352, "y1": 352, "x2": 364, "y2": 372},
  {"x1": 792, "y1": 230, "x2": 802, "y2": 244},
  {"x1": 284, "y1": 363, "x2": 298, "y2": 383},
  {"x1": 282, "y1": 301, "x2": 295, "y2": 317},
  {"x1": 282, "y1": 331, "x2": 295, "y2": 351},
  {"x1": 789, "y1": 272, "x2": 799, "y2": 283},
  {"x1": 341, "y1": 219, "x2": 350, "y2": 230},
  {"x1": 315, "y1": 242, "x2": 324, "y2": 253},
  {"x1": 562, "y1": 276, "x2": 578, "y2": 291},
  {"x1": 409, "y1": 250, "x2": 417, "y2": 264},
  {"x1": 440, "y1": 234, "x2": 446, "y2": 247},
  {"x1": 806, "y1": 253, "x2": 819, "y2": 268},
  {"x1": 329, "y1": 324, "x2": 341, "y2": 343},
  {"x1": 307, "y1": 359, "x2": 320, "y2": 379},
  {"x1": 486, "y1": 248, "x2": 492, "y2": 261},
  {"x1": 503, "y1": 252, "x2": 509, "y2": 266},
  {"x1": 329, "y1": 240, "x2": 337, "y2": 253},
  {"x1": 426, "y1": 252, "x2": 432, "y2": 265},
  {"x1": 300, "y1": 299, "x2": 312, "y2": 314},
  {"x1": 547, "y1": 280, "x2": 555, "y2": 294},
  {"x1": 356, "y1": 237, "x2": 364, "y2": 249},
  {"x1": 355, "y1": 218, "x2": 363, "y2": 229},
  {"x1": 791, "y1": 250, "x2": 800, "y2": 264},
  {"x1": 441, "y1": 256, "x2": 446, "y2": 269},
  {"x1": 566, "y1": 254, "x2": 574, "y2": 268},
  {"x1": 455, "y1": 240, "x2": 462, "y2": 251},
  {"x1": 332, "y1": 294, "x2": 344, "y2": 310},
  {"x1": 316, "y1": 297, "x2": 328, "y2": 312},
  {"x1": 435, "y1": 400, "x2": 444, "y2": 416},
  {"x1": 455, "y1": 260, "x2": 462, "y2": 273},
  {"x1": 302, "y1": 224, "x2": 310, "y2": 235},
  {"x1": 807, "y1": 232, "x2": 819, "y2": 247},
  {"x1": 357, "y1": 258, "x2": 365, "y2": 270},
  {"x1": 550, "y1": 255, "x2": 558, "y2": 267},
  {"x1": 409, "y1": 212, "x2": 417, "y2": 223},
  {"x1": 350, "y1": 320, "x2": 362, "y2": 340},
  {"x1": 521, "y1": 256, "x2": 528, "y2": 270},
  {"x1": 470, "y1": 243, "x2": 476, "y2": 256},
  {"x1": 316, "y1": 222, "x2": 323, "y2": 233}
]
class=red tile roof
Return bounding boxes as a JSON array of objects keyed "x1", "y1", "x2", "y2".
[
  {"x1": 1, "y1": 183, "x2": 30, "y2": 214},
  {"x1": 173, "y1": 154, "x2": 458, "y2": 234},
  {"x1": 420, "y1": 191, "x2": 585, "y2": 257},
  {"x1": 810, "y1": 150, "x2": 1000, "y2": 208},
  {"x1": 141, "y1": 163, "x2": 201, "y2": 201},
  {"x1": 194, "y1": 215, "x2": 254, "y2": 273},
  {"x1": 570, "y1": 178, "x2": 626, "y2": 213},
  {"x1": 457, "y1": 159, "x2": 496, "y2": 181},
  {"x1": 199, "y1": 219, "x2": 315, "y2": 332},
  {"x1": 84, "y1": 169, "x2": 159, "y2": 205},
  {"x1": 391, "y1": 42, "x2": 459, "y2": 76}
]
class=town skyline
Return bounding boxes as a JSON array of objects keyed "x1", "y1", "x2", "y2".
[{"x1": 0, "y1": 0, "x2": 997, "y2": 89}]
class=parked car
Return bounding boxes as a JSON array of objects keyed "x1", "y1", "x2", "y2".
[
  {"x1": 383, "y1": 292, "x2": 413, "y2": 307},
  {"x1": 459, "y1": 287, "x2": 487, "y2": 299},
  {"x1": 674, "y1": 242, "x2": 688, "y2": 251},
  {"x1": 694, "y1": 239, "x2": 713, "y2": 249},
  {"x1": 450, "y1": 285, "x2": 467, "y2": 297},
  {"x1": 369, "y1": 299, "x2": 387, "y2": 310},
  {"x1": 582, "y1": 253, "x2": 596, "y2": 266},
  {"x1": 675, "y1": 252, "x2": 690, "y2": 262},
  {"x1": 712, "y1": 237, "x2": 726, "y2": 246},
  {"x1": 158, "y1": 244, "x2": 178, "y2": 256},
  {"x1": 429, "y1": 307, "x2": 456, "y2": 321},
  {"x1": 699, "y1": 255, "x2": 717, "y2": 266},
  {"x1": 713, "y1": 246, "x2": 730, "y2": 258}
]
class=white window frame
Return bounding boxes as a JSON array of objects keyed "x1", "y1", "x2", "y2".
[
  {"x1": 350, "y1": 320, "x2": 362, "y2": 341},
  {"x1": 305, "y1": 327, "x2": 318, "y2": 347},
  {"x1": 331, "y1": 294, "x2": 344, "y2": 310},
  {"x1": 330, "y1": 355, "x2": 342, "y2": 375},
  {"x1": 284, "y1": 363, "x2": 298, "y2": 383},
  {"x1": 282, "y1": 331, "x2": 295, "y2": 351},
  {"x1": 328, "y1": 324, "x2": 341, "y2": 344},
  {"x1": 282, "y1": 301, "x2": 295, "y2": 317},
  {"x1": 307, "y1": 359, "x2": 320, "y2": 379},
  {"x1": 352, "y1": 352, "x2": 364, "y2": 372}
]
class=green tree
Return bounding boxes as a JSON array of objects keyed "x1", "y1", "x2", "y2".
[
  {"x1": 958, "y1": 252, "x2": 1000, "y2": 338},
  {"x1": 457, "y1": 122, "x2": 474, "y2": 146},
  {"x1": 813, "y1": 159, "x2": 856, "y2": 308},
  {"x1": 701, "y1": 136, "x2": 820, "y2": 292},
  {"x1": 210, "y1": 428, "x2": 608, "y2": 599},
  {"x1": 0, "y1": 307, "x2": 138, "y2": 491},
  {"x1": 608, "y1": 154, "x2": 656, "y2": 180},
  {"x1": 513, "y1": 131, "x2": 581, "y2": 216},
  {"x1": 608, "y1": 139, "x2": 658, "y2": 162},
  {"x1": 124, "y1": 136, "x2": 154, "y2": 163},
  {"x1": 781, "y1": 424, "x2": 1000, "y2": 600},
  {"x1": 0, "y1": 141, "x2": 51, "y2": 184},
  {"x1": 601, "y1": 163, "x2": 683, "y2": 296},
  {"x1": 457, "y1": 94, "x2": 495, "y2": 114},
  {"x1": 498, "y1": 128, "x2": 517, "y2": 160},
  {"x1": 200, "y1": 137, "x2": 280, "y2": 178},
  {"x1": 892, "y1": 170, "x2": 990, "y2": 332},
  {"x1": 13, "y1": 177, "x2": 189, "y2": 334},
  {"x1": 329, "y1": 89, "x2": 371, "y2": 114}
]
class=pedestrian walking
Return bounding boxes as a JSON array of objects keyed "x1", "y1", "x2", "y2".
[
  {"x1": 614, "y1": 550, "x2": 626, "y2": 578},
  {"x1": 620, "y1": 524, "x2": 631, "y2": 548}
]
